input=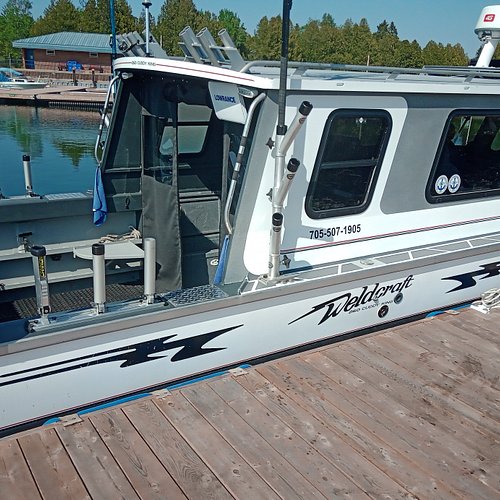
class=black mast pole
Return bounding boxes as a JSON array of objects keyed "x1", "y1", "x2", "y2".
[{"x1": 277, "y1": 0, "x2": 292, "y2": 136}]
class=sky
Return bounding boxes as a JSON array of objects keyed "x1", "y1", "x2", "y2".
[{"x1": 1, "y1": 0, "x2": 493, "y2": 57}]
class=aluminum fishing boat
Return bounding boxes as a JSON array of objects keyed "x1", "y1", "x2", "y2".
[{"x1": 1, "y1": 5, "x2": 499, "y2": 436}]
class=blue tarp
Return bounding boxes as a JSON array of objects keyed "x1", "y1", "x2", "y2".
[{"x1": 92, "y1": 167, "x2": 107, "y2": 226}]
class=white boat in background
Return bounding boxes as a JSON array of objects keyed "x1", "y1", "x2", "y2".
[
  {"x1": 0, "y1": 4, "x2": 499, "y2": 436},
  {"x1": 0, "y1": 67, "x2": 47, "y2": 89}
]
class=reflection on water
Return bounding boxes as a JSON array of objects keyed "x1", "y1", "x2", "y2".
[{"x1": 0, "y1": 105, "x2": 100, "y2": 196}]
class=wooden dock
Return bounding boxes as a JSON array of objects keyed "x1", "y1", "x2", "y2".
[
  {"x1": 1, "y1": 307, "x2": 498, "y2": 499},
  {"x1": 0, "y1": 85, "x2": 108, "y2": 109}
]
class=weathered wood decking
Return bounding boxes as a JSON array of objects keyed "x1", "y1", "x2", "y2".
[{"x1": 1, "y1": 307, "x2": 498, "y2": 499}]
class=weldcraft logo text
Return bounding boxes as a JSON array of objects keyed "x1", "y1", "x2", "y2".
[{"x1": 290, "y1": 276, "x2": 414, "y2": 325}]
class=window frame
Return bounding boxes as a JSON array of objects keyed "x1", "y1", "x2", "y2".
[
  {"x1": 46, "y1": 49, "x2": 55, "y2": 56},
  {"x1": 426, "y1": 109, "x2": 500, "y2": 204},
  {"x1": 305, "y1": 108, "x2": 392, "y2": 219}
]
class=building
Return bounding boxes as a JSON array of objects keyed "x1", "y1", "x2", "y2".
[{"x1": 12, "y1": 32, "x2": 113, "y2": 72}]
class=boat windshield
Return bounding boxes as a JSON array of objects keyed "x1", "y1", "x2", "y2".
[
  {"x1": 0, "y1": 68, "x2": 25, "y2": 82},
  {"x1": 103, "y1": 73, "x2": 248, "y2": 190}
]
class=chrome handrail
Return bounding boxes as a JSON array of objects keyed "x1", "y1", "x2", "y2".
[{"x1": 94, "y1": 74, "x2": 121, "y2": 166}]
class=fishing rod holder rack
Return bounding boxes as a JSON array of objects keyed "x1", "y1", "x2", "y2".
[{"x1": 179, "y1": 27, "x2": 245, "y2": 71}]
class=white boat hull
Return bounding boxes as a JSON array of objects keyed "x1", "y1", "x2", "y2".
[
  {"x1": 1, "y1": 250, "x2": 498, "y2": 434},
  {"x1": 0, "y1": 81, "x2": 47, "y2": 90}
]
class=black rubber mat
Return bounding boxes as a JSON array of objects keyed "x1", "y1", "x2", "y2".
[{"x1": 0, "y1": 283, "x2": 145, "y2": 322}]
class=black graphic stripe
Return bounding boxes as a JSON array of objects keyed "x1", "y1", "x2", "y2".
[{"x1": 0, "y1": 326, "x2": 241, "y2": 388}]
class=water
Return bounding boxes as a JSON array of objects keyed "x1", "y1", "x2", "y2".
[{"x1": 0, "y1": 105, "x2": 100, "y2": 197}]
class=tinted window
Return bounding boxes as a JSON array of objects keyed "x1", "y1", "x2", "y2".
[
  {"x1": 428, "y1": 113, "x2": 500, "y2": 201},
  {"x1": 306, "y1": 110, "x2": 391, "y2": 218}
]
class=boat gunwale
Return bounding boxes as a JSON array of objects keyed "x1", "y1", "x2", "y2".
[{"x1": 2, "y1": 231, "x2": 499, "y2": 357}]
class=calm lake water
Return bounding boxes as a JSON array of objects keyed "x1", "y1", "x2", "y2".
[{"x1": 0, "y1": 105, "x2": 100, "y2": 197}]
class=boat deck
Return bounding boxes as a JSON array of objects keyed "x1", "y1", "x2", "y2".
[{"x1": 1, "y1": 307, "x2": 498, "y2": 499}]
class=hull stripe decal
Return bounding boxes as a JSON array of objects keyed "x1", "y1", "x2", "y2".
[{"x1": 282, "y1": 215, "x2": 500, "y2": 254}]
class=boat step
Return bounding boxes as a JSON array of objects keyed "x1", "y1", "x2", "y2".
[{"x1": 162, "y1": 284, "x2": 227, "y2": 307}]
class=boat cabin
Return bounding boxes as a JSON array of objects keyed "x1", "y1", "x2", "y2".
[{"x1": 102, "y1": 56, "x2": 500, "y2": 288}]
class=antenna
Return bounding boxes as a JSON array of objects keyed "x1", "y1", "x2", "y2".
[
  {"x1": 142, "y1": 1, "x2": 152, "y2": 56},
  {"x1": 475, "y1": 5, "x2": 500, "y2": 67}
]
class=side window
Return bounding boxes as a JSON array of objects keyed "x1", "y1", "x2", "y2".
[
  {"x1": 428, "y1": 112, "x2": 500, "y2": 201},
  {"x1": 306, "y1": 110, "x2": 391, "y2": 219}
]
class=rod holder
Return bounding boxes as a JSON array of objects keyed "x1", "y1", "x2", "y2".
[
  {"x1": 143, "y1": 237, "x2": 156, "y2": 304},
  {"x1": 269, "y1": 212, "x2": 284, "y2": 279},
  {"x1": 31, "y1": 245, "x2": 51, "y2": 320},
  {"x1": 275, "y1": 157, "x2": 300, "y2": 207},
  {"x1": 92, "y1": 243, "x2": 106, "y2": 314},
  {"x1": 23, "y1": 154, "x2": 34, "y2": 196},
  {"x1": 278, "y1": 101, "x2": 313, "y2": 156}
]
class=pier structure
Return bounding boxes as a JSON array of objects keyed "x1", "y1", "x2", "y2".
[{"x1": 0, "y1": 85, "x2": 109, "y2": 111}]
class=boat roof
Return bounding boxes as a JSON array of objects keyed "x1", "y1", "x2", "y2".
[
  {"x1": 0, "y1": 68, "x2": 23, "y2": 76},
  {"x1": 114, "y1": 56, "x2": 500, "y2": 96}
]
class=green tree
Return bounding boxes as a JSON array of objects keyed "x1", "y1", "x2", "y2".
[
  {"x1": 79, "y1": 0, "x2": 137, "y2": 34},
  {"x1": 341, "y1": 18, "x2": 374, "y2": 65},
  {"x1": 31, "y1": 0, "x2": 81, "y2": 35},
  {"x1": 79, "y1": 0, "x2": 100, "y2": 32},
  {"x1": 396, "y1": 39, "x2": 423, "y2": 68},
  {"x1": 156, "y1": 0, "x2": 199, "y2": 56},
  {"x1": 247, "y1": 15, "x2": 283, "y2": 60},
  {"x1": 114, "y1": 0, "x2": 137, "y2": 33},
  {"x1": 372, "y1": 19, "x2": 400, "y2": 66},
  {"x1": 0, "y1": 0, "x2": 33, "y2": 60},
  {"x1": 422, "y1": 41, "x2": 467, "y2": 66}
]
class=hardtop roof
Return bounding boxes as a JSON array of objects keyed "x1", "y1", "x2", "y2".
[{"x1": 114, "y1": 56, "x2": 500, "y2": 95}]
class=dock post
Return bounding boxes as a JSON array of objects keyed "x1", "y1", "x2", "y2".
[
  {"x1": 72, "y1": 68, "x2": 77, "y2": 86},
  {"x1": 92, "y1": 243, "x2": 106, "y2": 313},
  {"x1": 31, "y1": 245, "x2": 51, "y2": 322},
  {"x1": 23, "y1": 154, "x2": 34, "y2": 196},
  {"x1": 143, "y1": 237, "x2": 156, "y2": 304}
]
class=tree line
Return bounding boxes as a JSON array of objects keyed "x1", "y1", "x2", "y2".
[{"x1": 0, "y1": 0, "x2": 475, "y2": 68}]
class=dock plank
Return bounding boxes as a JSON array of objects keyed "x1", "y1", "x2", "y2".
[
  {"x1": 89, "y1": 409, "x2": 187, "y2": 500},
  {"x1": 381, "y1": 325, "x2": 500, "y2": 418},
  {"x1": 350, "y1": 333, "x2": 500, "y2": 436},
  {"x1": 18, "y1": 428, "x2": 90, "y2": 499},
  {"x1": 123, "y1": 399, "x2": 232, "y2": 499},
  {"x1": 235, "y1": 368, "x2": 413, "y2": 498},
  {"x1": 0, "y1": 307, "x2": 498, "y2": 499},
  {"x1": 0, "y1": 439, "x2": 42, "y2": 500},
  {"x1": 208, "y1": 374, "x2": 368, "y2": 499},
  {"x1": 304, "y1": 350, "x2": 499, "y2": 497},
  {"x1": 326, "y1": 340, "x2": 499, "y2": 462},
  {"x1": 260, "y1": 359, "x2": 448, "y2": 499},
  {"x1": 56, "y1": 419, "x2": 139, "y2": 500},
  {"x1": 155, "y1": 389, "x2": 287, "y2": 500}
]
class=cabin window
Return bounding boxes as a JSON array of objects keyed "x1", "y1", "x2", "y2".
[
  {"x1": 306, "y1": 109, "x2": 391, "y2": 218},
  {"x1": 428, "y1": 112, "x2": 500, "y2": 201},
  {"x1": 177, "y1": 103, "x2": 211, "y2": 154}
]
